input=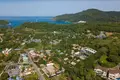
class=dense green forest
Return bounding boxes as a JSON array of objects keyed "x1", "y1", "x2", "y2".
[
  {"x1": 0, "y1": 20, "x2": 8, "y2": 25},
  {"x1": 54, "y1": 9, "x2": 120, "y2": 22}
]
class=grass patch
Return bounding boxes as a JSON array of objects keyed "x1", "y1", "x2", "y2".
[{"x1": 99, "y1": 55, "x2": 116, "y2": 68}]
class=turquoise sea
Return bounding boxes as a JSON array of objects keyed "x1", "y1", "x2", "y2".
[{"x1": 0, "y1": 16, "x2": 71, "y2": 27}]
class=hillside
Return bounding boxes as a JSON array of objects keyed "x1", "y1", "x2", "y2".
[
  {"x1": 54, "y1": 9, "x2": 120, "y2": 22},
  {"x1": 0, "y1": 20, "x2": 8, "y2": 25}
]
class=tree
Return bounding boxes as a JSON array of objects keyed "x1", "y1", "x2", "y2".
[
  {"x1": 0, "y1": 73, "x2": 9, "y2": 80},
  {"x1": 107, "y1": 55, "x2": 119, "y2": 64}
]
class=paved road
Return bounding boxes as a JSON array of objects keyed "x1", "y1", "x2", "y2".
[{"x1": 27, "y1": 52, "x2": 45, "y2": 80}]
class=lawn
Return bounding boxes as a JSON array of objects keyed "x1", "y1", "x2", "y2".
[{"x1": 99, "y1": 55, "x2": 116, "y2": 68}]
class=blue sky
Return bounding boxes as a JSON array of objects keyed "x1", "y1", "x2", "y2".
[{"x1": 0, "y1": 0, "x2": 120, "y2": 16}]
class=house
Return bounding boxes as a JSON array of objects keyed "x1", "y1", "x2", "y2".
[
  {"x1": 6, "y1": 65, "x2": 20, "y2": 77},
  {"x1": 14, "y1": 48, "x2": 21, "y2": 51},
  {"x1": 96, "y1": 31, "x2": 106, "y2": 39},
  {"x1": 74, "y1": 52, "x2": 80, "y2": 56},
  {"x1": 72, "y1": 44, "x2": 81, "y2": 50},
  {"x1": 94, "y1": 66, "x2": 108, "y2": 78},
  {"x1": 94, "y1": 66, "x2": 120, "y2": 80},
  {"x1": 105, "y1": 32, "x2": 113, "y2": 37},
  {"x1": 20, "y1": 65, "x2": 35, "y2": 76},
  {"x1": 50, "y1": 39, "x2": 61, "y2": 45},
  {"x1": 8, "y1": 76, "x2": 23, "y2": 80},
  {"x1": 64, "y1": 58, "x2": 68, "y2": 61},
  {"x1": 2, "y1": 48, "x2": 12, "y2": 55},
  {"x1": 108, "y1": 70, "x2": 120, "y2": 80},
  {"x1": 21, "y1": 54, "x2": 29, "y2": 64},
  {"x1": 29, "y1": 50, "x2": 39, "y2": 58},
  {"x1": 42, "y1": 63, "x2": 64, "y2": 77},
  {"x1": 79, "y1": 55, "x2": 87, "y2": 60},
  {"x1": 71, "y1": 62, "x2": 76, "y2": 66},
  {"x1": 78, "y1": 20, "x2": 86, "y2": 23},
  {"x1": 81, "y1": 47, "x2": 97, "y2": 54}
]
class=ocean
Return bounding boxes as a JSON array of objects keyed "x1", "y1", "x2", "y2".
[{"x1": 0, "y1": 16, "x2": 71, "y2": 27}]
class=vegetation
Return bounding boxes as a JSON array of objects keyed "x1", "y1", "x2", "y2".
[
  {"x1": 0, "y1": 20, "x2": 8, "y2": 25},
  {"x1": 23, "y1": 73, "x2": 38, "y2": 80},
  {"x1": 54, "y1": 9, "x2": 120, "y2": 22},
  {"x1": 1, "y1": 21, "x2": 120, "y2": 80}
]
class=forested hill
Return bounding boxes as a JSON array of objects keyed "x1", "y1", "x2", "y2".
[
  {"x1": 0, "y1": 20, "x2": 8, "y2": 25},
  {"x1": 54, "y1": 9, "x2": 120, "y2": 22}
]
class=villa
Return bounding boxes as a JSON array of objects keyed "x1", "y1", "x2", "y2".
[
  {"x1": 6, "y1": 64, "x2": 20, "y2": 80},
  {"x1": 8, "y1": 76, "x2": 23, "y2": 80},
  {"x1": 77, "y1": 20, "x2": 86, "y2": 23},
  {"x1": 81, "y1": 47, "x2": 97, "y2": 54},
  {"x1": 108, "y1": 69, "x2": 120, "y2": 80},
  {"x1": 2, "y1": 48, "x2": 12, "y2": 55},
  {"x1": 96, "y1": 31, "x2": 106, "y2": 39},
  {"x1": 42, "y1": 63, "x2": 65, "y2": 77},
  {"x1": 29, "y1": 50, "x2": 39, "y2": 58},
  {"x1": 94, "y1": 66, "x2": 108, "y2": 78},
  {"x1": 94, "y1": 66, "x2": 120, "y2": 80},
  {"x1": 21, "y1": 54, "x2": 29, "y2": 64},
  {"x1": 19, "y1": 65, "x2": 35, "y2": 77}
]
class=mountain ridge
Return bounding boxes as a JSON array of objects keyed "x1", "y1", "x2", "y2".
[{"x1": 54, "y1": 9, "x2": 120, "y2": 22}]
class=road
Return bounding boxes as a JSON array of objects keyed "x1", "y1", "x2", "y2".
[{"x1": 27, "y1": 52, "x2": 45, "y2": 80}]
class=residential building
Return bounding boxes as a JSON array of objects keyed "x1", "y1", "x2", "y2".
[
  {"x1": 20, "y1": 65, "x2": 35, "y2": 76},
  {"x1": 42, "y1": 63, "x2": 64, "y2": 77},
  {"x1": 8, "y1": 76, "x2": 23, "y2": 80},
  {"x1": 21, "y1": 54, "x2": 29, "y2": 64},
  {"x1": 96, "y1": 31, "x2": 106, "y2": 39},
  {"x1": 29, "y1": 50, "x2": 39, "y2": 58},
  {"x1": 77, "y1": 20, "x2": 86, "y2": 23},
  {"x1": 108, "y1": 70, "x2": 120, "y2": 80},
  {"x1": 81, "y1": 47, "x2": 97, "y2": 54},
  {"x1": 94, "y1": 66, "x2": 108, "y2": 78},
  {"x1": 94, "y1": 66, "x2": 120, "y2": 80},
  {"x1": 6, "y1": 65, "x2": 20, "y2": 77},
  {"x1": 2, "y1": 48, "x2": 12, "y2": 55}
]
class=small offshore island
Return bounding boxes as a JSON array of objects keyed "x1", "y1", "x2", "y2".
[{"x1": 1, "y1": 9, "x2": 120, "y2": 80}]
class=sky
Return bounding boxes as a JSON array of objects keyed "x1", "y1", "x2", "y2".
[{"x1": 0, "y1": 0, "x2": 120, "y2": 16}]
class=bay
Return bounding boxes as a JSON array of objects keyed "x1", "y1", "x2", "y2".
[{"x1": 0, "y1": 16, "x2": 71, "y2": 27}]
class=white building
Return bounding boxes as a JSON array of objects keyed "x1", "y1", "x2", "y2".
[
  {"x1": 94, "y1": 66, "x2": 120, "y2": 80},
  {"x1": 108, "y1": 70, "x2": 120, "y2": 80},
  {"x1": 78, "y1": 20, "x2": 86, "y2": 23},
  {"x1": 2, "y1": 48, "x2": 12, "y2": 55},
  {"x1": 81, "y1": 47, "x2": 97, "y2": 54},
  {"x1": 94, "y1": 66, "x2": 108, "y2": 78}
]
